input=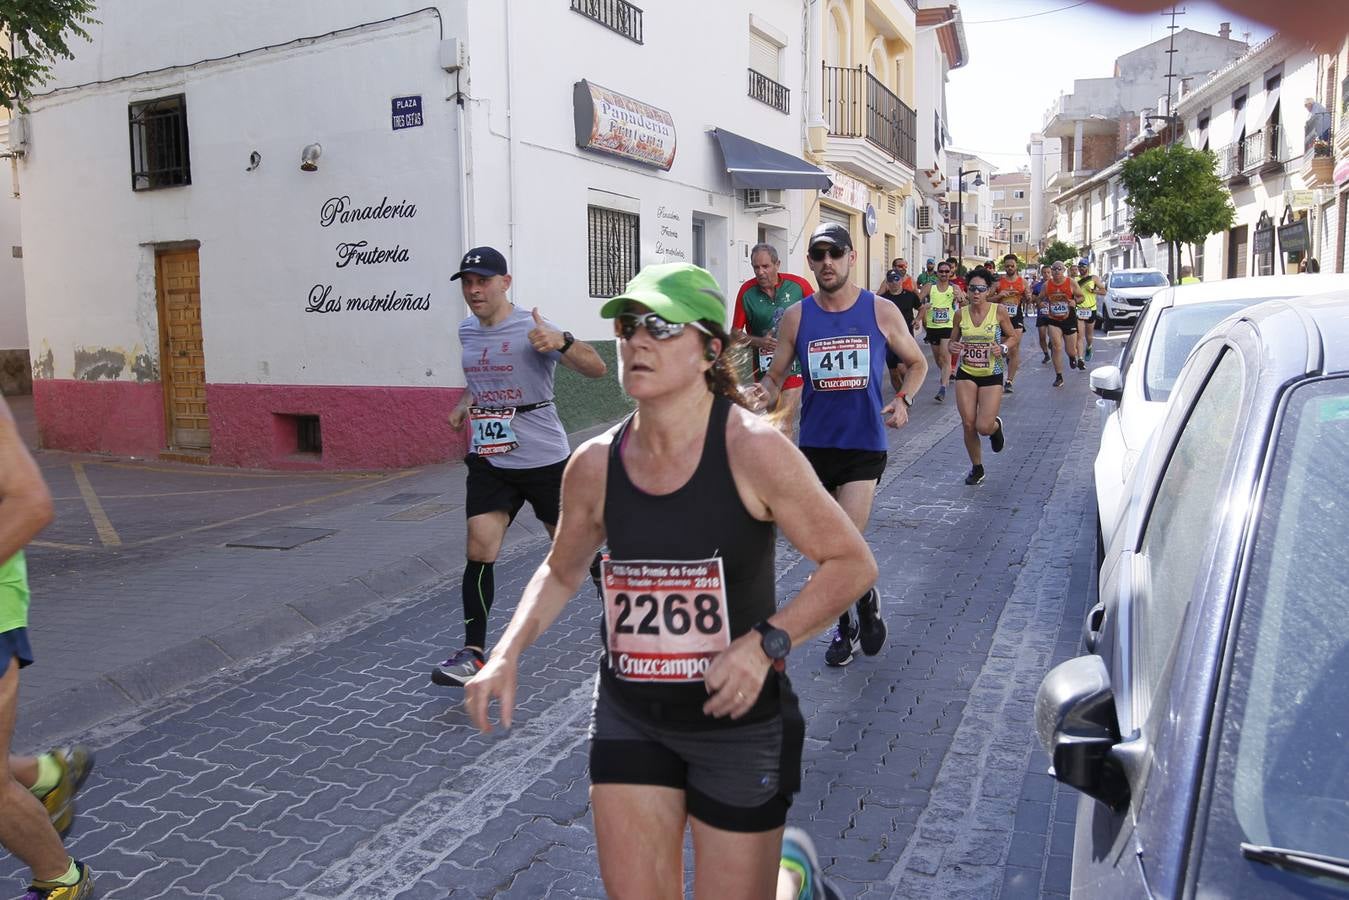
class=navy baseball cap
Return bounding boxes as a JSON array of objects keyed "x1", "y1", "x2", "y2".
[
  {"x1": 451, "y1": 246, "x2": 509, "y2": 280},
  {"x1": 1078, "y1": 258, "x2": 1091, "y2": 267},
  {"x1": 886, "y1": 270, "x2": 901, "y2": 282},
  {"x1": 809, "y1": 222, "x2": 853, "y2": 251}
]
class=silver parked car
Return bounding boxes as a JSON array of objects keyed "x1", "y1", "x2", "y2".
[
  {"x1": 1038, "y1": 292, "x2": 1349, "y2": 897},
  {"x1": 1098, "y1": 268, "x2": 1168, "y2": 333}
]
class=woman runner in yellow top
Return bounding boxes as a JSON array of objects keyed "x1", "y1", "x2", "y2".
[{"x1": 949, "y1": 268, "x2": 1016, "y2": 485}]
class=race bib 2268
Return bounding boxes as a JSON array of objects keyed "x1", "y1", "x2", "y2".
[{"x1": 601, "y1": 558, "x2": 730, "y2": 683}]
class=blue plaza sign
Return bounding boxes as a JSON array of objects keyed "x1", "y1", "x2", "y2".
[{"x1": 392, "y1": 96, "x2": 423, "y2": 130}]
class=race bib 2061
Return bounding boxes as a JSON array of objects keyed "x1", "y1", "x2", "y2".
[
  {"x1": 601, "y1": 558, "x2": 730, "y2": 683},
  {"x1": 806, "y1": 335, "x2": 870, "y2": 391}
]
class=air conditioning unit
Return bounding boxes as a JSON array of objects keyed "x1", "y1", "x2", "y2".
[
  {"x1": 916, "y1": 206, "x2": 933, "y2": 232},
  {"x1": 743, "y1": 188, "x2": 784, "y2": 209}
]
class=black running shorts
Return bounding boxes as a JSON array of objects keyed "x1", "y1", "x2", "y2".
[
  {"x1": 464, "y1": 454, "x2": 567, "y2": 525},
  {"x1": 0, "y1": 627, "x2": 34, "y2": 669},
  {"x1": 800, "y1": 447, "x2": 888, "y2": 493},
  {"x1": 924, "y1": 327, "x2": 953, "y2": 345},
  {"x1": 955, "y1": 370, "x2": 1004, "y2": 388},
  {"x1": 1008, "y1": 314, "x2": 1026, "y2": 332},
  {"x1": 589, "y1": 678, "x2": 804, "y2": 833}
]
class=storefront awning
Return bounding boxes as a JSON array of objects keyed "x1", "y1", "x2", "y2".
[{"x1": 710, "y1": 128, "x2": 832, "y2": 191}]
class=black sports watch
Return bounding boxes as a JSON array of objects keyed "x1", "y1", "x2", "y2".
[
  {"x1": 559, "y1": 331, "x2": 575, "y2": 354},
  {"x1": 753, "y1": 621, "x2": 791, "y2": 672}
]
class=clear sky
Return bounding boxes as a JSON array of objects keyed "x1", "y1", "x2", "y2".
[{"x1": 945, "y1": 0, "x2": 1275, "y2": 174}]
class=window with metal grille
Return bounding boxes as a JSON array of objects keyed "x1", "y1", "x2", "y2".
[
  {"x1": 587, "y1": 206, "x2": 640, "y2": 298},
  {"x1": 296, "y1": 416, "x2": 322, "y2": 454},
  {"x1": 129, "y1": 95, "x2": 191, "y2": 191},
  {"x1": 570, "y1": 0, "x2": 643, "y2": 44}
]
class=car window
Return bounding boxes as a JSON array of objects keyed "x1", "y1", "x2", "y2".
[
  {"x1": 1110, "y1": 272, "x2": 1168, "y2": 288},
  {"x1": 1144, "y1": 300, "x2": 1272, "y2": 402},
  {"x1": 1196, "y1": 378, "x2": 1349, "y2": 896},
  {"x1": 1134, "y1": 349, "x2": 1244, "y2": 720}
]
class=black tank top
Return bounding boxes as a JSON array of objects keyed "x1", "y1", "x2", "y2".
[{"x1": 601, "y1": 396, "x2": 780, "y2": 724}]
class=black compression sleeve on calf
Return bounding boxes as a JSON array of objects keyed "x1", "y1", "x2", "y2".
[{"x1": 463, "y1": 560, "x2": 496, "y2": 649}]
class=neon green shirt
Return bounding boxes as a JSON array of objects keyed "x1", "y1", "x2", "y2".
[{"x1": 0, "y1": 552, "x2": 30, "y2": 633}]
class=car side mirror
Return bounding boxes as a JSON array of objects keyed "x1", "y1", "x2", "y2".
[
  {"x1": 1035, "y1": 655, "x2": 1130, "y2": 811},
  {"x1": 1090, "y1": 365, "x2": 1123, "y2": 403}
]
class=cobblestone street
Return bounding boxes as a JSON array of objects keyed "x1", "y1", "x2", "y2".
[{"x1": 4, "y1": 332, "x2": 1116, "y2": 898}]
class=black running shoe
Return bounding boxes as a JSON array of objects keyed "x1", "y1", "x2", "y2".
[
  {"x1": 824, "y1": 622, "x2": 859, "y2": 667},
  {"x1": 1003, "y1": 380, "x2": 1014, "y2": 394},
  {"x1": 856, "y1": 589, "x2": 887, "y2": 656},
  {"x1": 990, "y1": 417, "x2": 1005, "y2": 453},
  {"x1": 965, "y1": 466, "x2": 985, "y2": 485},
  {"x1": 1041, "y1": 351, "x2": 1050, "y2": 364},
  {"x1": 1053, "y1": 373, "x2": 1064, "y2": 387}
]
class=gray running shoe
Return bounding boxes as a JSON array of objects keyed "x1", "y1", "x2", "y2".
[
  {"x1": 431, "y1": 648, "x2": 484, "y2": 687},
  {"x1": 935, "y1": 386, "x2": 946, "y2": 403}
]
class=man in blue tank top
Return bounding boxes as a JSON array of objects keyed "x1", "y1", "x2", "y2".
[
  {"x1": 432, "y1": 246, "x2": 609, "y2": 687},
  {"x1": 751, "y1": 223, "x2": 929, "y2": 667}
]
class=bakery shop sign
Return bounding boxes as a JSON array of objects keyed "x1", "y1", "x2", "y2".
[{"x1": 573, "y1": 80, "x2": 676, "y2": 170}]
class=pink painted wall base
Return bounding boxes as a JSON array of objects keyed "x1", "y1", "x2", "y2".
[
  {"x1": 206, "y1": 383, "x2": 467, "y2": 470},
  {"x1": 32, "y1": 380, "x2": 468, "y2": 470},
  {"x1": 34, "y1": 379, "x2": 165, "y2": 457}
]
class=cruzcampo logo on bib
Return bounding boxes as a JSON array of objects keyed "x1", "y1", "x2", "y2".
[{"x1": 601, "y1": 558, "x2": 730, "y2": 683}]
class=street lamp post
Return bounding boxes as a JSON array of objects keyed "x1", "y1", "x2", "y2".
[{"x1": 956, "y1": 167, "x2": 983, "y2": 268}]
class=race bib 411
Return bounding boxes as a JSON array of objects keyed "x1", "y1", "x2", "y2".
[
  {"x1": 601, "y1": 558, "x2": 730, "y2": 683},
  {"x1": 807, "y1": 335, "x2": 870, "y2": 391}
]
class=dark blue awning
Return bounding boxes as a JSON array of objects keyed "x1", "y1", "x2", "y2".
[{"x1": 710, "y1": 128, "x2": 832, "y2": 191}]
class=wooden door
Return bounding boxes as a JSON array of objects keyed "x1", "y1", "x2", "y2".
[
  {"x1": 1227, "y1": 226, "x2": 1248, "y2": 280},
  {"x1": 156, "y1": 248, "x2": 210, "y2": 449}
]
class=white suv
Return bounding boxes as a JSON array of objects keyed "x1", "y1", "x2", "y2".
[{"x1": 1099, "y1": 268, "x2": 1169, "y2": 333}]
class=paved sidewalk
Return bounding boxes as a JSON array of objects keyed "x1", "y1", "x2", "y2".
[
  {"x1": 11, "y1": 393, "x2": 607, "y2": 747},
  {"x1": 0, "y1": 327, "x2": 1123, "y2": 897}
]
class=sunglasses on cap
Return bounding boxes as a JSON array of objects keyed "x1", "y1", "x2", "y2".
[
  {"x1": 808, "y1": 245, "x2": 848, "y2": 261},
  {"x1": 613, "y1": 311, "x2": 712, "y2": 341}
]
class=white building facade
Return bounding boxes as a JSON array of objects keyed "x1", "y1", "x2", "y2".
[
  {"x1": 16, "y1": 0, "x2": 823, "y2": 468},
  {"x1": 1177, "y1": 35, "x2": 1319, "y2": 280},
  {"x1": 0, "y1": 117, "x2": 25, "y2": 396}
]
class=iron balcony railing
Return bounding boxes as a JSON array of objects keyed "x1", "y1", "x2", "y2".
[
  {"x1": 748, "y1": 68, "x2": 790, "y2": 115},
  {"x1": 1241, "y1": 125, "x2": 1284, "y2": 174},
  {"x1": 822, "y1": 63, "x2": 916, "y2": 168},
  {"x1": 570, "y1": 0, "x2": 643, "y2": 44}
]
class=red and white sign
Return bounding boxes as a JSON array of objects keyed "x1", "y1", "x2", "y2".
[
  {"x1": 573, "y1": 80, "x2": 677, "y2": 171},
  {"x1": 601, "y1": 558, "x2": 729, "y2": 683}
]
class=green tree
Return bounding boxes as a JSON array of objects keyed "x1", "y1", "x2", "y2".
[
  {"x1": 1121, "y1": 143, "x2": 1235, "y2": 281},
  {"x1": 0, "y1": 0, "x2": 98, "y2": 112},
  {"x1": 1041, "y1": 240, "x2": 1080, "y2": 266}
]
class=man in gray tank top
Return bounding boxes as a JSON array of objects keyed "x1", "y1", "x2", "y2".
[{"x1": 432, "y1": 246, "x2": 607, "y2": 687}]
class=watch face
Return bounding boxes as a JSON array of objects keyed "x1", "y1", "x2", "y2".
[{"x1": 761, "y1": 627, "x2": 791, "y2": 660}]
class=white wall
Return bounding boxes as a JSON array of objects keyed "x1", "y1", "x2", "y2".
[
  {"x1": 20, "y1": 13, "x2": 460, "y2": 387},
  {"x1": 0, "y1": 122, "x2": 24, "y2": 353},
  {"x1": 462, "y1": 0, "x2": 806, "y2": 336}
]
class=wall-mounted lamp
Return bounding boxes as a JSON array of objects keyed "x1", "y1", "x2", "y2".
[
  {"x1": 245, "y1": 150, "x2": 261, "y2": 172},
  {"x1": 300, "y1": 143, "x2": 322, "y2": 172}
]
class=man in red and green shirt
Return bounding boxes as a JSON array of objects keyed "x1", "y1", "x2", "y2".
[{"x1": 733, "y1": 243, "x2": 812, "y2": 438}]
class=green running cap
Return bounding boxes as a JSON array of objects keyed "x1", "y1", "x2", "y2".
[{"x1": 598, "y1": 262, "x2": 727, "y2": 328}]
